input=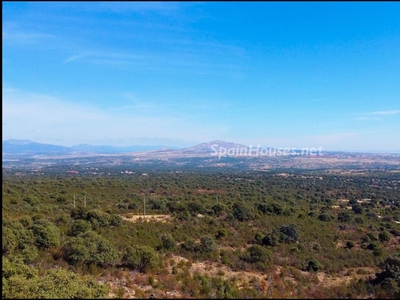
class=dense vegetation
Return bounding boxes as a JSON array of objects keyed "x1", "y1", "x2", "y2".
[{"x1": 2, "y1": 167, "x2": 400, "y2": 298}]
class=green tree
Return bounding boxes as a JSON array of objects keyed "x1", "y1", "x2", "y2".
[
  {"x1": 375, "y1": 254, "x2": 400, "y2": 284},
  {"x1": 62, "y1": 231, "x2": 119, "y2": 266},
  {"x1": 233, "y1": 203, "x2": 256, "y2": 221},
  {"x1": 378, "y1": 231, "x2": 391, "y2": 243},
  {"x1": 216, "y1": 228, "x2": 228, "y2": 240},
  {"x1": 241, "y1": 245, "x2": 273, "y2": 269},
  {"x1": 160, "y1": 233, "x2": 176, "y2": 250},
  {"x1": 346, "y1": 241, "x2": 355, "y2": 249},
  {"x1": 338, "y1": 211, "x2": 353, "y2": 223},
  {"x1": 29, "y1": 219, "x2": 60, "y2": 249},
  {"x1": 352, "y1": 204, "x2": 364, "y2": 214},
  {"x1": 181, "y1": 237, "x2": 197, "y2": 252},
  {"x1": 307, "y1": 258, "x2": 322, "y2": 272},
  {"x1": 262, "y1": 232, "x2": 278, "y2": 247},
  {"x1": 122, "y1": 245, "x2": 160, "y2": 272},
  {"x1": 2, "y1": 257, "x2": 108, "y2": 299},
  {"x1": 199, "y1": 235, "x2": 217, "y2": 253},
  {"x1": 2, "y1": 227, "x2": 17, "y2": 255},
  {"x1": 318, "y1": 213, "x2": 332, "y2": 222},
  {"x1": 69, "y1": 219, "x2": 92, "y2": 236},
  {"x1": 278, "y1": 224, "x2": 300, "y2": 243}
]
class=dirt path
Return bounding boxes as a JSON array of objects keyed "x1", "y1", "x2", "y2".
[{"x1": 120, "y1": 214, "x2": 172, "y2": 223}]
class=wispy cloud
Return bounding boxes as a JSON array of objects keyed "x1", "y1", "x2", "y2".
[
  {"x1": 368, "y1": 110, "x2": 400, "y2": 115},
  {"x1": 64, "y1": 53, "x2": 90, "y2": 64},
  {"x1": 355, "y1": 116, "x2": 380, "y2": 121},
  {"x1": 2, "y1": 87, "x2": 227, "y2": 146},
  {"x1": 2, "y1": 28, "x2": 54, "y2": 45},
  {"x1": 96, "y1": 2, "x2": 183, "y2": 14},
  {"x1": 354, "y1": 109, "x2": 400, "y2": 121},
  {"x1": 62, "y1": 48, "x2": 244, "y2": 76}
]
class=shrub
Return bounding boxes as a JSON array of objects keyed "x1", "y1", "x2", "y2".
[
  {"x1": 29, "y1": 219, "x2": 60, "y2": 249},
  {"x1": 199, "y1": 235, "x2": 217, "y2": 253},
  {"x1": 233, "y1": 203, "x2": 256, "y2": 221},
  {"x1": 122, "y1": 245, "x2": 160, "y2": 272},
  {"x1": 338, "y1": 211, "x2": 353, "y2": 223},
  {"x1": 160, "y1": 234, "x2": 176, "y2": 250},
  {"x1": 378, "y1": 231, "x2": 391, "y2": 242},
  {"x1": 62, "y1": 231, "x2": 119, "y2": 267},
  {"x1": 278, "y1": 224, "x2": 300, "y2": 243},
  {"x1": 262, "y1": 232, "x2": 278, "y2": 247},
  {"x1": 181, "y1": 238, "x2": 197, "y2": 252},
  {"x1": 69, "y1": 220, "x2": 92, "y2": 236},
  {"x1": 318, "y1": 213, "x2": 332, "y2": 222},
  {"x1": 307, "y1": 259, "x2": 322, "y2": 272},
  {"x1": 241, "y1": 245, "x2": 272, "y2": 264},
  {"x1": 346, "y1": 241, "x2": 355, "y2": 249},
  {"x1": 216, "y1": 228, "x2": 228, "y2": 240}
]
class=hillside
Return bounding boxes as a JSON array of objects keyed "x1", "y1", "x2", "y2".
[{"x1": 2, "y1": 166, "x2": 399, "y2": 299}]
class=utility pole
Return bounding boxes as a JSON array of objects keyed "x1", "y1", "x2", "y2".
[
  {"x1": 73, "y1": 194, "x2": 76, "y2": 208},
  {"x1": 84, "y1": 195, "x2": 86, "y2": 207},
  {"x1": 143, "y1": 196, "x2": 146, "y2": 218}
]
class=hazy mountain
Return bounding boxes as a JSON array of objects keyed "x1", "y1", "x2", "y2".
[
  {"x1": 182, "y1": 140, "x2": 248, "y2": 153},
  {"x1": 2, "y1": 139, "x2": 179, "y2": 154},
  {"x1": 3, "y1": 139, "x2": 71, "y2": 154},
  {"x1": 70, "y1": 144, "x2": 175, "y2": 153}
]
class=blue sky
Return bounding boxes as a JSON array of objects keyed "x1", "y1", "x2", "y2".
[{"x1": 3, "y1": 2, "x2": 400, "y2": 151}]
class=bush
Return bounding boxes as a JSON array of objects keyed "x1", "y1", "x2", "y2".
[
  {"x1": 233, "y1": 203, "x2": 256, "y2": 221},
  {"x1": 307, "y1": 259, "x2": 322, "y2": 272},
  {"x1": 338, "y1": 211, "x2": 353, "y2": 223},
  {"x1": 29, "y1": 219, "x2": 60, "y2": 249},
  {"x1": 262, "y1": 232, "x2": 278, "y2": 247},
  {"x1": 378, "y1": 231, "x2": 391, "y2": 242},
  {"x1": 375, "y1": 254, "x2": 400, "y2": 284},
  {"x1": 216, "y1": 228, "x2": 228, "y2": 240},
  {"x1": 122, "y1": 245, "x2": 160, "y2": 272},
  {"x1": 352, "y1": 204, "x2": 363, "y2": 214},
  {"x1": 62, "y1": 231, "x2": 119, "y2": 267},
  {"x1": 278, "y1": 224, "x2": 300, "y2": 243},
  {"x1": 199, "y1": 235, "x2": 217, "y2": 253},
  {"x1": 69, "y1": 220, "x2": 92, "y2": 236},
  {"x1": 241, "y1": 245, "x2": 273, "y2": 269},
  {"x1": 318, "y1": 213, "x2": 332, "y2": 222},
  {"x1": 2, "y1": 257, "x2": 109, "y2": 298},
  {"x1": 2, "y1": 227, "x2": 17, "y2": 255},
  {"x1": 160, "y1": 234, "x2": 176, "y2": 250},
  {"x1": 181, "y1": 238, "x2": 197, "y2": 252},
  {"x1": 346, "y1": 241, "x2": 355, "y2": 249}
]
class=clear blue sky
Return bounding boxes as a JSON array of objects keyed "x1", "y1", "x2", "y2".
[{"x1": 3, "y1": 2, "x2": 400, "y2": 151}]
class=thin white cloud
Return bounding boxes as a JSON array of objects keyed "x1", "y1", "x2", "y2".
[
  {"x1": 2, "y1": 29, "x2": 54, "y2": 45},
  {"x1": 355, "y1": 116, "x2": 380, "y2": 121},
  {"x1": 61, "y1": 49, "x2": 243, "y2": 77},
  {"x1": 354, "y1": 109, "x2": 400, "y2": 121},
  {"x1": 97, "y1": 2, "x2": 182, "y2": 14},
  {"x1": 64, "y1": 53, "x2": 90, "y2": 64},
  {"x1": 2, "y1": 87, "x2": 227, "y2": 146},
  {"x1": 368, "y1": 110, "x2": 400, "y2": 115}
]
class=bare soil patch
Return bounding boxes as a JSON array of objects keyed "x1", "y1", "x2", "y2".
[{"x1": 120, "y1": 214, "x2": 172, "y2": 223}]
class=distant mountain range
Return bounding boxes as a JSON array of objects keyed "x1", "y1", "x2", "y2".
[
  {"x1": 4, "y1": 139, "x2": 399, "y2": 157},
  {"x1": 180, "y1": 140, "x2": 248, "y2": 153},
  {"x1": 2, "y1": 139, "x2": 244, "y2": 155},
  {"x1": 2, "y1": 139, "x2": 180, "y2": 154}
]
